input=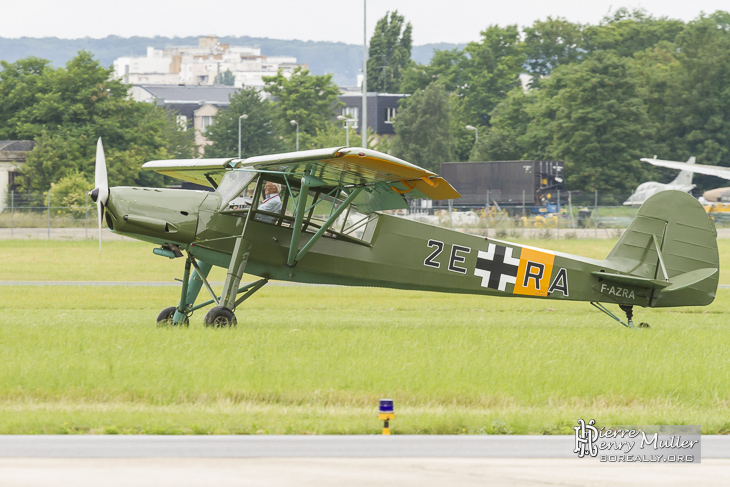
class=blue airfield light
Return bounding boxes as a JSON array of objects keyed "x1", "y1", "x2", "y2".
[{"x1": 378, "y1": 398, "x2": 395, "y2": 435}]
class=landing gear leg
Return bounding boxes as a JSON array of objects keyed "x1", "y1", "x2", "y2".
[
  {"x1": 619, "y1": 305, "x2": 635, "y2": 329},
  {"x1": 164, "y1": 255, "x2": 212, "y2": 326},
  {"x1": 170, "y1": 256, "x2": 193, "y2": 326},
  {"x1": 204, "y1": 233, "x2": 252, "y2": 328},
  {"x1": 591, "y1": 302, "x2": 650, "y2": 329},
  {"x1": 202, "y1": 185, "x2": 259, "y2": 328}
]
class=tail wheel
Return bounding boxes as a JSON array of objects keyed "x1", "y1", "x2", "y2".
[
  {"x1": 156, "y1": 306, "x2": 189, "y2": 327},
  {"x1": 204, "y1": 307, "x2": 237, "y2": 328}
]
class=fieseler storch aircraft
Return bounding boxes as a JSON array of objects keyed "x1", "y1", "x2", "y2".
[{"x1": 89, "y1": 139, "x2": 719, "y2": 329}]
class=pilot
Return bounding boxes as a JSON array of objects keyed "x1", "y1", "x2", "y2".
[{"x1": 257, "y1": 182, "x2": 282, "y2": 223}]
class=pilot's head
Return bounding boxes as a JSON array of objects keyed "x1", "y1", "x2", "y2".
[{"x1": 264, "y1": 182, "x2": 280, "y2": 196}]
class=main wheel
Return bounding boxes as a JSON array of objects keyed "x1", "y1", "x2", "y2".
[
  {"x1": 156, "y1": 306, "x2": 189, "y2": 327},
  {"x1": 204, "y1": 307, "x2": 237, "y2": 328}
]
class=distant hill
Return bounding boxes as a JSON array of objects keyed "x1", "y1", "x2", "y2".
[{"x1": 0, "y1": 36, "x2": 465, "y2": 86}]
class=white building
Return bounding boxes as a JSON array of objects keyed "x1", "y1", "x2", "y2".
[
  {"x1": 130, "y1": 84, "x2": 239, "y2": 156},
  {"x1": 114, "y1": 36, "x2": 302, "y2": 90},
  {"x1": 0, "y1": 140, "x2": 36, "y2": 211}
]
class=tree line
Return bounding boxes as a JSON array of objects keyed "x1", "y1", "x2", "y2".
[
  {"x1": 3, "y1": 8, "x2": 730, "y2": 201},
  {"x1": 384, "y1": 8, "x2": 730, "y2": 195},
  {"x1": 0, "y1": 52, "x2": 196, "y2": 206}
]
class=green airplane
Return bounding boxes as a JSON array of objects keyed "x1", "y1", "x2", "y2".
[{"x1": 89, "y1": 139, "x2": 719, "y2": 328}]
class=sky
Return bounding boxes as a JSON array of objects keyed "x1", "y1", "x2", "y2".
[{"x1": 3, "y1": 0, "x2": 729, "y2": 45}]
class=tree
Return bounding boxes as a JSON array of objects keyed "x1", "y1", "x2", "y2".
[
  {"x1": 629, "y1": 41, "x2": 682, "y2": 163},
  {"x1": 583, "y1": 8, "x2": 685, "y2": 58},
  {"x1": 263, "y1": 67, "x2": 341, "y2": 150},
  {"x1": 390, "y1": 83, "x2": 453, "y2": 172},
  {"x1": 204, "y1": 86, "x2": 282, "y2": 158},
  {"x1": 523, "y1": 17, "x2": 584, "y2": 87},
  {"x1": 471, "y1": 89, "x2": 537, "y2": 161},
  {"x1": 1, "y1": 52, "x2": 195, "y2": 197},
  {"x1": 367, "y1": 11, "x2": 413, "y2": 93},
  {"x1": 526, "y1": 51, "x2": 652, "y2": 195},
  {"x1": 401, "y1": 49, "x2": 466, "y2": 94},
  {"x1": 404, "y1": 26, "x2": 525, "y2": 161},
  {"x1": 458, "y1": 25, "x2": 525, "y2": 126},
  {"x1": 307, "y1": 123, "x2": 350, "y2": 149},
  {"x1": 48, "y1": 171, "x2": 92, "y2": 219},
  {"x1": 214, "y1": 69, "x2": 235, "y2": 86},
  {"x1": 655, "y1": 12, "x2": 730, "y2": 189}
]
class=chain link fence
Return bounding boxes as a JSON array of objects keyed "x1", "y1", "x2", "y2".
[
  {"x1": 1, "y1": 190, "x2": 95, "y2": 238},
  {"x1": 405, "y1": 189, "x2": 730, "y2": 239}
]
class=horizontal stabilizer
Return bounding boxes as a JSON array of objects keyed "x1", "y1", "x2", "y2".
[
  {"x1": 591, "y1": 271, "x2": 670, "y2": 289},
  {"x1": 591, "y1": 267, "x2": 718, "y2": 293},
  {"x1": 661, "y1": 268, "x2": 718, "y2": 293}
]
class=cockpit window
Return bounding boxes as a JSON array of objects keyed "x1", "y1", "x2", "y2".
[
  {"x1": 216, "y1": 171, "x2": 257, "y2": 209},
  {"x1": 283, "y1": 186, "x2": 378, "y2": 244}
]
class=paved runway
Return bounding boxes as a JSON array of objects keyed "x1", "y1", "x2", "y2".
[
  {"x1": 1, "y1": 436, "x2": 728, "y2": 487},
  {"x1": 2, "y1": 435, "x2": 730, "y2": 458}
]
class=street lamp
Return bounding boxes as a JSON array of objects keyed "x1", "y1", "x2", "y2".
[
  {"x1": 238, "y1": 114, "x2": 248, "y2": 159},
  {"x1": 465, "y1": 125, "x2": 478, "y2": 144},
  {"x1": 337, "y1": 115, "x2": 356, "y2": 147},
  {"x1": 290, "y1": 120, "x2": 299, "y2": 151}
]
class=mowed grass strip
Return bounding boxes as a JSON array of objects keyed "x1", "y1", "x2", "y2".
[{"x1": 1, "y1": 284, "x2": 729, "y2": 434}]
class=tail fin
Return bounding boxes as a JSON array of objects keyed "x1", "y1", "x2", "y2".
[
  {"x1": 669, "y1": 156, "x2": 696, "y2": 187},
  {"x1": 603, "y1": 190, "x2": 718, "y2": 307}
]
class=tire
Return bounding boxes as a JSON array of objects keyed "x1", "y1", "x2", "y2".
[
  {"x1": 156, "y1": 306, "x2": 189, "y2": 327},
  {"x1": 204, "y1": 307, "x2": 237, "y2": 328}
]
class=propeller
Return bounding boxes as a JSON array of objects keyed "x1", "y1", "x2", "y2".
[{"x1": 88, "y1": 138, "x2": 109, "y2": 254}]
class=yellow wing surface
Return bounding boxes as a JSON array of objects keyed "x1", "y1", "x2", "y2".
[
  {"x1": 241, "y1": 147, "x2": 460, "y2": 201},
  {"x1": 143, "y1": 147, "x2": 461, "y2": 210}
]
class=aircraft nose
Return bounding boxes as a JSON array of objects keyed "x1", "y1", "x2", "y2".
[{"x1": 106, "y1": 187, "x2": 203, "y2": 244}]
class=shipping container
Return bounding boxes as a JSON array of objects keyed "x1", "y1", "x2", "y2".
[{"x1": 440, "y1": 160, "x2": 565, "y2": 206}]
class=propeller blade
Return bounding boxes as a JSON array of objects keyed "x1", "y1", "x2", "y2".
[
  {"x1": 89, "y1": 137, "x2": 110, "y2": 254},
  {"x1": 97, "y1": 200, "x2": 103, "y2": 254},
  {"x1": 95, "y1": 138, "x2": 109, "y2": 207}
]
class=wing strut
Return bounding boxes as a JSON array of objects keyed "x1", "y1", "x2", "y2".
[
  {"x1": 286, "y1": 173, "x2": 364, "y2": 267},
  {"x1": 287, "y1": 170, "x2": 314, "y2": 266},
  {"x1": 290, "y1": 186, "x2": 364, "y2": 266}
]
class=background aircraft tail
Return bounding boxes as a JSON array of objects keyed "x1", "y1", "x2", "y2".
[
  {"x1": 669, "y1": 156, "x2": 696, "y2": 187},
  {"x1": 603, "y1": 190, "x2": 718, "y2": 308}
]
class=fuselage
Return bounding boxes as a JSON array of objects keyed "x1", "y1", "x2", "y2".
[{"x1": 104, "y1": 185, "x2": 669, "y2": 309}]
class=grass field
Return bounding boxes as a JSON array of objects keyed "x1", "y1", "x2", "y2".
[{"x1": 1, "y1": 239, "x2": 729, "y2": 434}]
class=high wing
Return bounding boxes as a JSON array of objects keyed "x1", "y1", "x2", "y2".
[
  {"x1": 641, "y1": 157, "x2": 730, "y2": 180},
  {"x1": 241, "y1": 147, "x2": 460, "y2": 210},
  {"x1": 142, "y1": 158, "x2": 236, "y2": 188},
  {"x1": 144, "y1": 147, "x2": 461, "y2": 212}
]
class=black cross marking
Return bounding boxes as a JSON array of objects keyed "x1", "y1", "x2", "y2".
[{"x1": 474, "y1": 244, "x2": 520, "y2": 291}]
